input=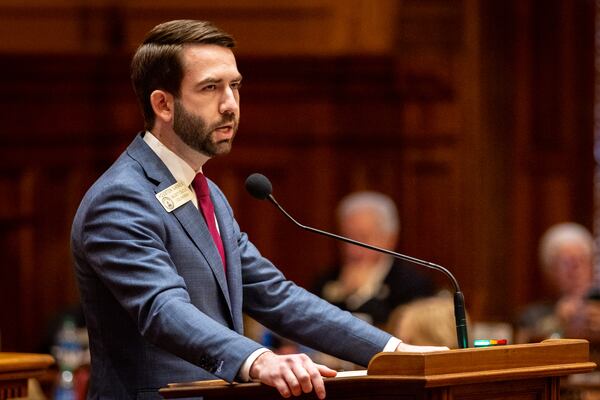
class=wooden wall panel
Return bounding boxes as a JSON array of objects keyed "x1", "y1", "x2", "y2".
[
  {"x1": 503, "y1": 0, "x2": 595, "y2": 313},
  {"x1": 0, "y1": 0, "x2": 398, "y2": 56}
]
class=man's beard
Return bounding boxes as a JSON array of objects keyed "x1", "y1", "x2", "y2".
[{"x1": 173, "y1": 100, "x2": 238, "y2": 157}]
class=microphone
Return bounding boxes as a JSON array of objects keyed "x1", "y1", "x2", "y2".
[{"x1": 245, "y1": 173, "x2": 469, "y2": 349}]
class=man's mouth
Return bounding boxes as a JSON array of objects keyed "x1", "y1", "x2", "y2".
[
  {"x1": 215, "y1": 124, "x2": 233, "y2": 132},
  {"x1": 213, "y1": 124, "x2": 235, "y2": 143}
]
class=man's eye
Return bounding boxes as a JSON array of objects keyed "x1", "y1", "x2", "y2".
[
  {"x1": 203, "y1": 85, "x2": 217, "y2": 91},
  {"x1": 231, "y1": 82, "x2": 242, "y2": 90}
]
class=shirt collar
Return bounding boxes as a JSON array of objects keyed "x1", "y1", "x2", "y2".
[{"x1": 143, "y1": 131, "x2": 198, "y2": 186}]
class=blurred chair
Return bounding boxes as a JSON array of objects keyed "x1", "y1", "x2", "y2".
[{"x1": 387, "y1": 294, "x2": 468, "y2": 349}]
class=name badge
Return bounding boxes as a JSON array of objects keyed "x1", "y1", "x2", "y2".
[{"x1": 156, "y1": 182, "x2": 194, "y2": 212}]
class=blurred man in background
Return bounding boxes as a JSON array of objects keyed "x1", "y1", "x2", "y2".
[
  {"x1": 313, "y1": 191, "x2": 436, "y2": 328},
  {"x1": 518, "y1": 222, "x2": 600, "y2": 341}
]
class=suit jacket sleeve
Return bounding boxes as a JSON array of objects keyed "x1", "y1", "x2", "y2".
[
  {"x1": 72, "y1": 181, "x2": 263, "y2": 382},
  {"x1": 210, "y1": 187, "x2": 393, "y2": 367}
]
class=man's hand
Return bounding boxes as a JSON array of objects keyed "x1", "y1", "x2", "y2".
[
  {"x1": 249, "y1": 351, "x2": 337, "y2": 399},
  {"x1": 396, "y1": 342, "x2": 449, "y2": 352}
]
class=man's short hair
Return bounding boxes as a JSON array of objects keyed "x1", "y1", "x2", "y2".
[
  {"x1": 538, "y1": 222, "x2": 595, "y2": 273},
  {"x1": 337, "y1": 191, "x2": 400, "y2": 235},
  {"x1": 131, "y1": 20, "x2": 235, "y2": 130}
]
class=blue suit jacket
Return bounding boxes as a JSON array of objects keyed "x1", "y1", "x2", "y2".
[{"x1": 71, "y1": 134, "x2": 391, "y2": 399}]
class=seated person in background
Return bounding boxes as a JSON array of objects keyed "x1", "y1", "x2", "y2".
[
  {"x1": 387, "y1": 295, "x2": 465, "y2": 349},
  {"x1": 517, "y1": 222, "x2": 600, "y2": 342},
  {"x1": 312, "y1": 191, "x2": 436, "y2": 327}
]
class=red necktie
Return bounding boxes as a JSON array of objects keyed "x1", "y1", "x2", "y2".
[{"x1": 192, "y1": 173, "x2": 227, "y2": 271}]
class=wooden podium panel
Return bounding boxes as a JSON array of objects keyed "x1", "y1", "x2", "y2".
[
  {"x1": 0, "y1": 352, "x2": 54, "y2": 399},
  {"x1": 159, "y1": 339, "x2": 596, "y2": 400}
]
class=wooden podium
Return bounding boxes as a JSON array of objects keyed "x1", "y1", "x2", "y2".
[
  {"x1": 0, "y1": 352, "x2": 54, "y2": 399},
  {"x1": 159, "y1": 339, "x2": 596, "y2": 400}
]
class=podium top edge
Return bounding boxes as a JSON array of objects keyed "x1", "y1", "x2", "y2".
[{"x1": 367, "y1": 339, "x2": 592, "y2": 377}]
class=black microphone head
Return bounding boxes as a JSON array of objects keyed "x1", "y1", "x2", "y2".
[{"x1": 245, "y1": 173, "x2": 273, "y2": 200}]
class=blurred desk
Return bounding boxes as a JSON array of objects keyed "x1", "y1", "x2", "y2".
[{"x1": 0, "y1": 353, "x2": 54, "y2": 399}]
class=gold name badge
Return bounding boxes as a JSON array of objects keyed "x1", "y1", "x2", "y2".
[{"x1": 156, "y1": 182, "x2": 195, "y2": 212}]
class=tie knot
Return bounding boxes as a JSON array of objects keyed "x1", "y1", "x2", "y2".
[{"x1": 193, "y1": 173, "x2": 210, "y2": 198}]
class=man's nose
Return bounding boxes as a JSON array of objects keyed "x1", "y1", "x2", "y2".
[{"x1": 219, "y1": 87, "x2": 239, "y2": 115}]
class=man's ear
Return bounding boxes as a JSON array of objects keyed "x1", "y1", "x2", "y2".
[{"x1": 150, "y1": 90, "x2": 174, "y2": 123}]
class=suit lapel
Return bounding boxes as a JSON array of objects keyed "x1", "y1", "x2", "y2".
[
  {"x1": 170, "y1": 201, "x2": 232, "y2": 314},
  {"x1": 126, "y1": 134, "x2": 233, "y2": 319}
]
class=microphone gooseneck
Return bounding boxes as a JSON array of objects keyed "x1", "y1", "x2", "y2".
[{"x1": 245, "y1": 172, "x2": 469, "y2": 349}]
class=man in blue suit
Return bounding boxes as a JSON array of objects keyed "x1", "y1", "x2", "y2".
[{"x1": 71, "y1": 20, "x2": 446, "y2": 399}]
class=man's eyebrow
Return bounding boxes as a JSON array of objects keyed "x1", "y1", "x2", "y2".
[
  {"x1": 195, "y1": 77, "x2": 222, "y2": 87},
  {"x1": 196, "y1": 75, "x2": 243, "y2": 85}
]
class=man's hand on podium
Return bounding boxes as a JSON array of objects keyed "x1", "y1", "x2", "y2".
[
  {"x1": 249, "y1": 351, "x2": 337, "y2": 399},
  {"x1": 396, "y1": 342, "x2": 449, "y2": 352}
]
